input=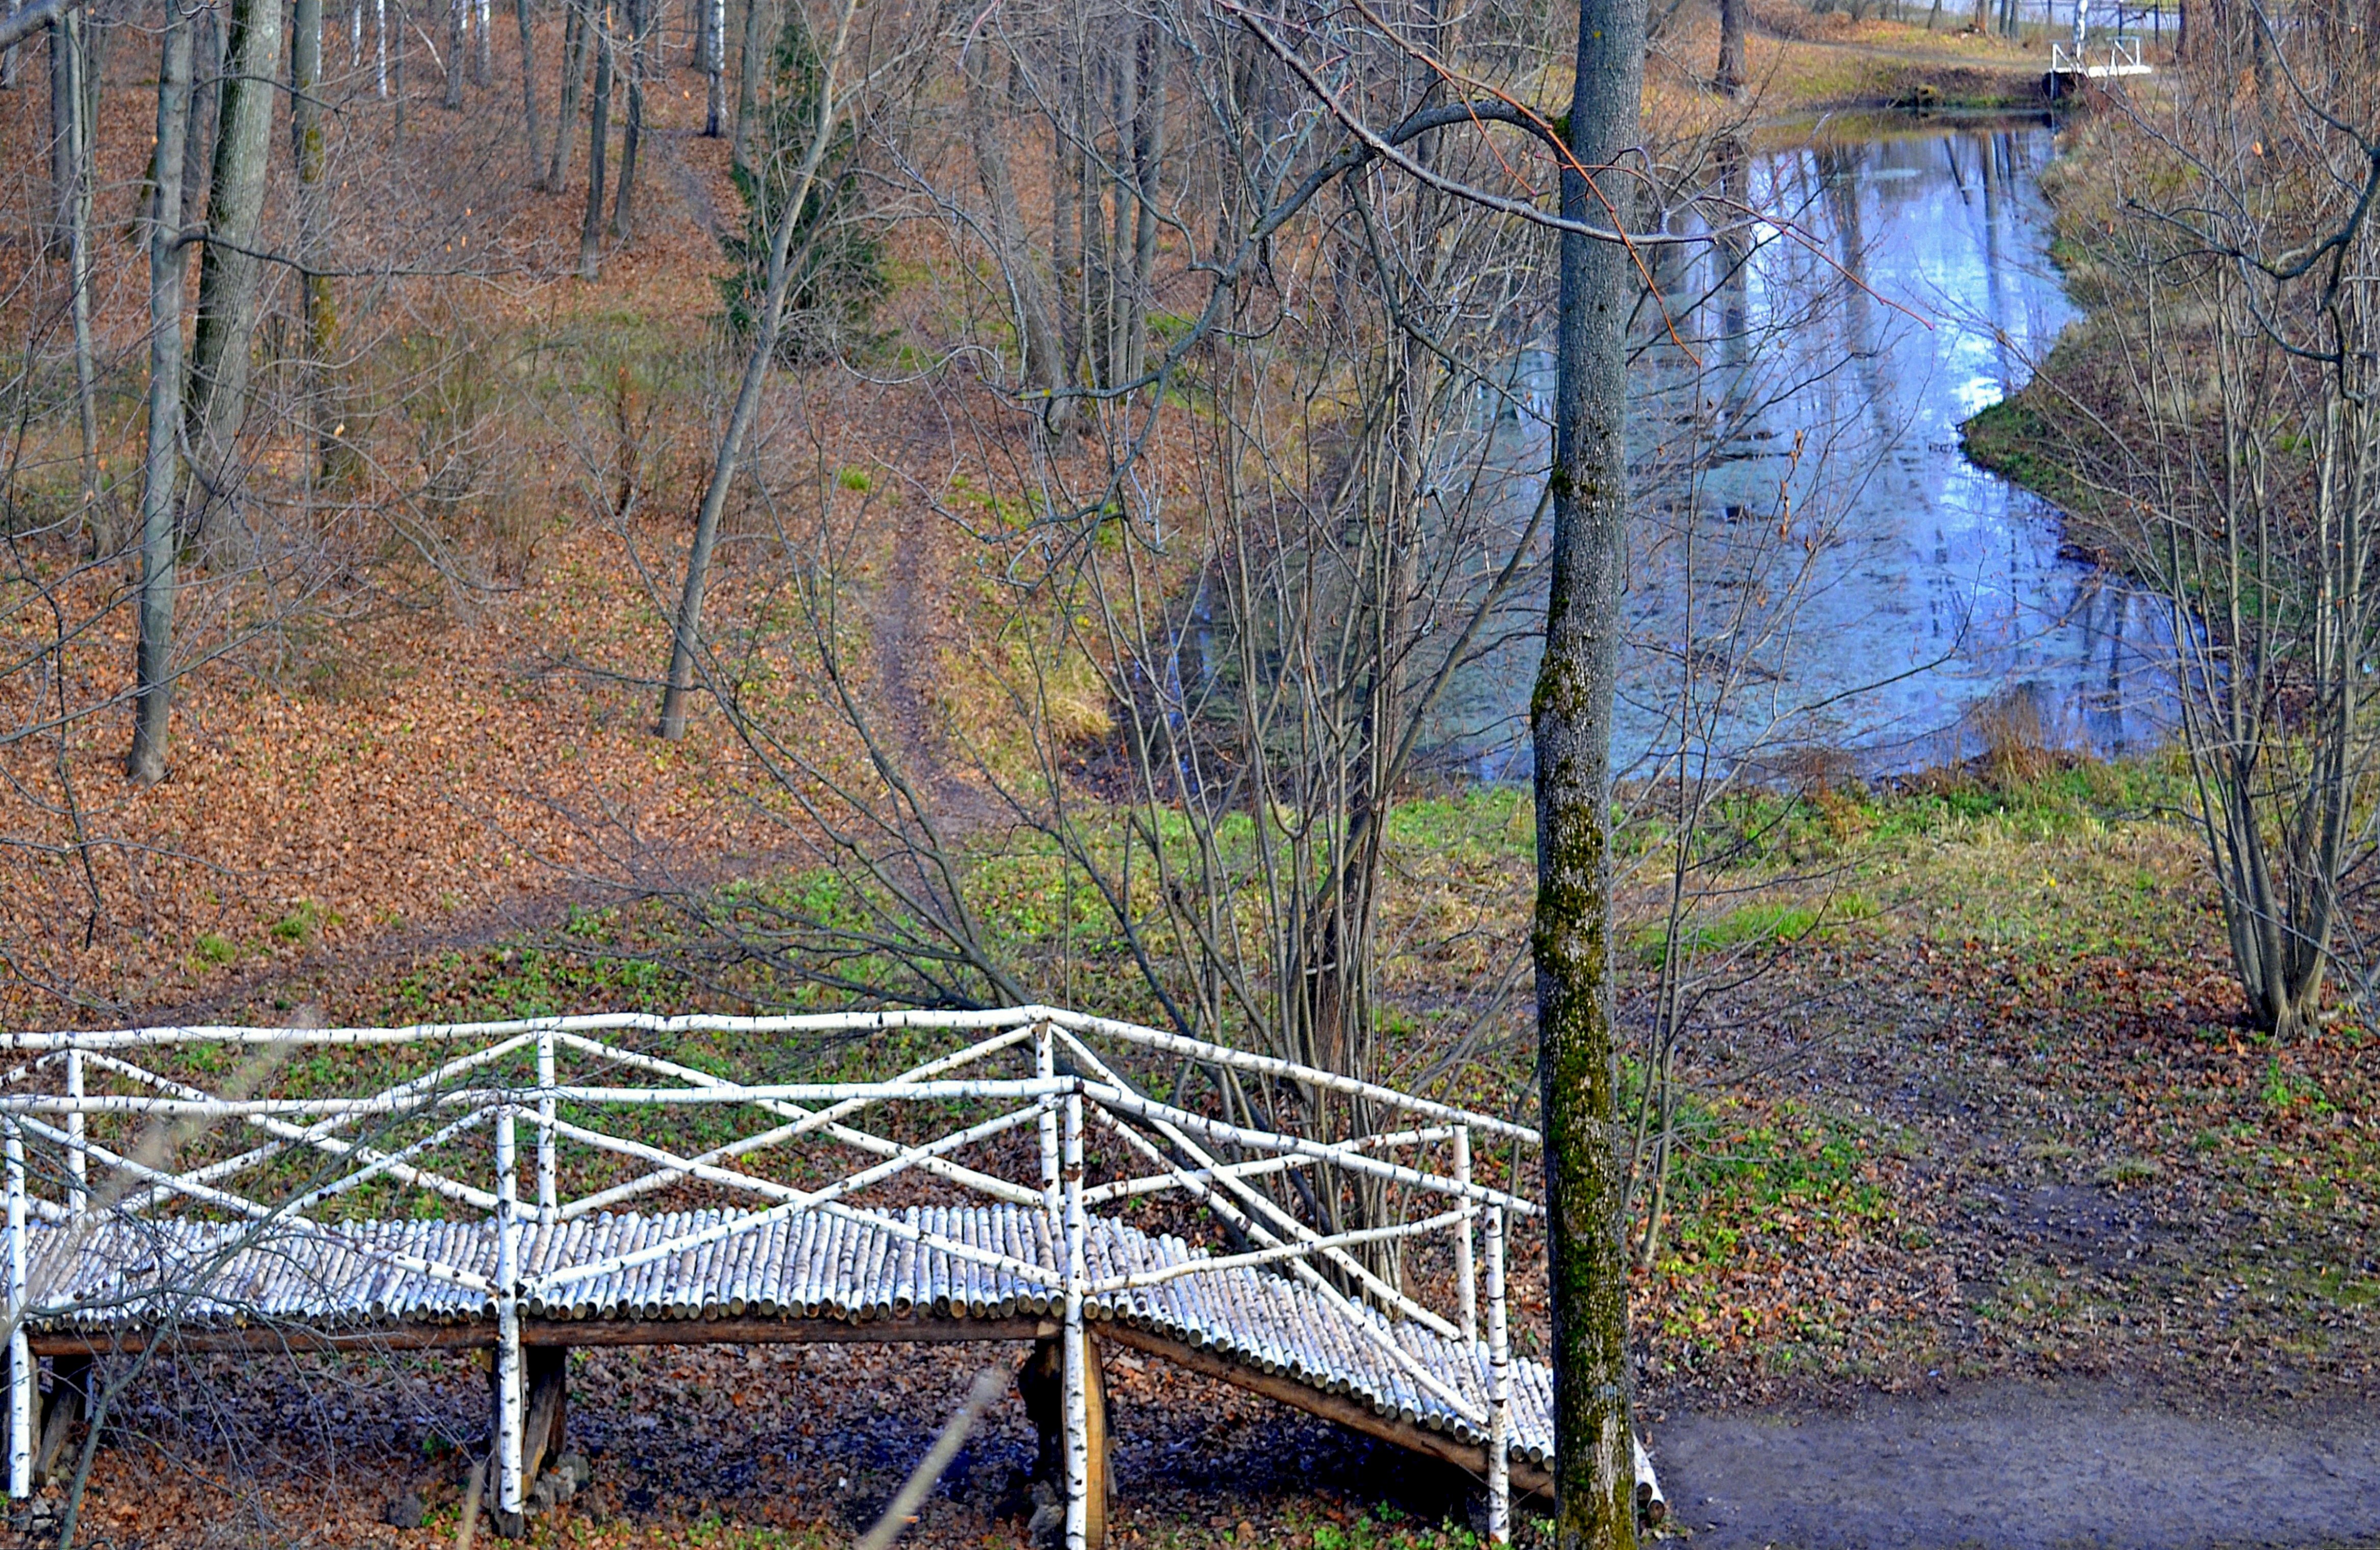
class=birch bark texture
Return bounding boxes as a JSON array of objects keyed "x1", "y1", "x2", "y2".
[
  {"x1": 1534, "y1": 0, "x2": 1645, "y2": 1541},
  {"x1": 131, "y1": 0, "x2": 198, "y2": 786}
]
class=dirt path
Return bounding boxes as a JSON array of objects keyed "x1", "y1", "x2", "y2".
[
  {"x1": 1656, "y1": 1379, "x2": 2380, "y2": 1548},
  {"x1": 654, "y1": 125, "x2": 726, "y2": 243}
]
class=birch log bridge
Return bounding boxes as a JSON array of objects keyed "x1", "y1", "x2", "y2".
[{"x1": 0, "y1": 1008, "x2": 1653, "y2": 1543}]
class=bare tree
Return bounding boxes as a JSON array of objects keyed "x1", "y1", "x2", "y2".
[
  {"x1": 612, "y1": 0, "x2": 653, "y2": 239},
  {"x1": 185, "y1": 0, "x2": 284, "y2": 551},
  {"x1": 514, "y1": 0, "x2": 542, "y2": 180},
  {"x1": 547, "y1": 0, "x2": 593, "y2": 190},
  {"x1": 731, "y1": 0, "x2": 768, "y2": 173},
  {"x1": 1996, "y1": 8, "x2": 2380, "y2": 1038},
  {"x1": 578, "y1": 0, "x2": 614, "y2": 277},
  {"x1": 655, "y1": 0, "x2": 893, "y2": 739},
  {"x1": 703, "y1": 0, "x2": 723, "y2": 132},
  {"x1": 130, "y1": 0, "x2": 200, "y2": 786},
  {"x1": 292, "y1": 0, "x2": 338, "y2": 476}
]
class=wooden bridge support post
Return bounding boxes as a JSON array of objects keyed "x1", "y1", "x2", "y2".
[
  {"x1": 1484, "y1": 1206, "x2": 1510, "y2": 1543},
  {"x1": 494, "y1": 1106, "x2": 524, "y2": 1522},
  {"x1": 486, "y1": 1344, "x2": 565, "y2": 1539},
  {"x1": 1020, "y1": 1333, "x2": 1109, "y2": 1548},
  {"x1": 520, "y1": 1345, "x2": 567, "y2": 1485},
  {"x1": 1061, "y1": 1086, "x2": 1093, "y2": 1550},
  {"x1": 7, "y1": 1118, "x2": 31, "y2": 1500},
  {"x1": 34, "y1": 1352, "x2": 91, "y2": 1484}
]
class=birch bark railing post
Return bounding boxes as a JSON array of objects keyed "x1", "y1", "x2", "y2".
[
  {"x1": 538, "y1": 1029, "x2": 559, "y2": 1223},
  {"x1": 1060, "y1": 1085, "x2": 1090, "y2": 1550},
  {"x1": 6, "y1": 1118, "x2": 29, "y2": 1499},
  {"x1": 495, "y1": 1103, "x2": 524, "y2": 1518},
  {"x1": 1036, "y1": 1020, "x2": 1059, "y2": 1221},
  {"x1": 1486, "y1": 1204, "x2": 1511, "y2": 1542},
  {"x1": 1455, "y1": 1126, "x2": 1477, "y2": 1347},
  {"x1": 65, "y1": 1049, "x2": 84, "y2": 1217}
]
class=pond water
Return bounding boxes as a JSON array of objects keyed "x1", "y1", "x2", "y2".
[{"x1": 1444, "y1": 117, "x2": 2175, "y2": 782}]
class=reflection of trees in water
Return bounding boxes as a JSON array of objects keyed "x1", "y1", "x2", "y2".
[{"x1": 1426, "y1": 123, "x2": 2178, "y2": 780}]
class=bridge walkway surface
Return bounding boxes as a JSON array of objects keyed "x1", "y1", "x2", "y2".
[{"x1": 0, "y1": 1008, "x2": 1655, "y2": 1545}]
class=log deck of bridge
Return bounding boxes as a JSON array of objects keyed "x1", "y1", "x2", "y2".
[{"x1": 0, "y1": 1009, "x2": 1639, "y2": 1546}]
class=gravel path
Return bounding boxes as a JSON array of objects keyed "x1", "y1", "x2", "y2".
[{"x1": 1657, "y1": 1378, "x2": 2380, "y2": 1549}]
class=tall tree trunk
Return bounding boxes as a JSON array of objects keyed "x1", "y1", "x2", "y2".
[
  {"x1": 578, "y1": 1, "x2": 612, "y2": 278},
  {"x1": 966, "y1": 44, "x2": 1065, "y2": 417},
  {"x1": 610, "y1": 0, "x2": 647, "y2": 238},
  {"x1": 659, "y1": 0, "x2": 860, "y2": 739},
  {"x1": 1050, "y1": 26, "x2": 1082, "y2": 403},
  {"x1": 444, "y1": 0, "x2": 462, "y2": 105},
  {"x1": 292, "y1": 0, "x2": 339, "y2": 482},
  {"x1": 46, "y1": 8, "x2": 74, "y2": 259},
  {"x1": 472, "y1": 0, "x2": 488, "y2": 81},
  {"x1": 392, "y1": 0, "x2": 406, "y2": 139},
  {"x1": 547, "y1": 0, "x2": 589, "y2": 189},
  {"x1": 54, "y1": 7, "x2": 97, "y2": 526},
  {"x1": 184, "y1": 0, "x2": 283, "y2": 551},
  {"x1": 131, "y1": 0, "x2": 196, "y2": 787},
  {"x1": 1716, "y1": 0, "x2": 1744, "y2": 92},
  {"x1": 730, "y1": 0, "x2": 763, "y2": 176},
  {"x1": 701, "y1": 0, "x2": 721, "y2": 133},
  {"x1": 515, "y1": 0, "x2": 540, "y2": 182},
  {"x1": 1536, "y1": 0, "x2": 1645, "y2": 1542},
  {"x1": 1120, "y1": 21, "x2": 1166, "y2": 387},
  {"x1": 180, "y1": 4, "x2": 220, "y2": 227}
]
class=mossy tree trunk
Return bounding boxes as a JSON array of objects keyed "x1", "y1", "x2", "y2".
[{"x1": 1533, "y1": 0, "x2": 1644, "y2": 1542}]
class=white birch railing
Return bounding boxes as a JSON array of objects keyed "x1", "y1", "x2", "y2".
[
  {"x1": 0, "y1": 1007, "x2": 1540, "y2": 1543},
  {"x1": 2049, "y1": 34, "x2": 2148, "y2": 76}
]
